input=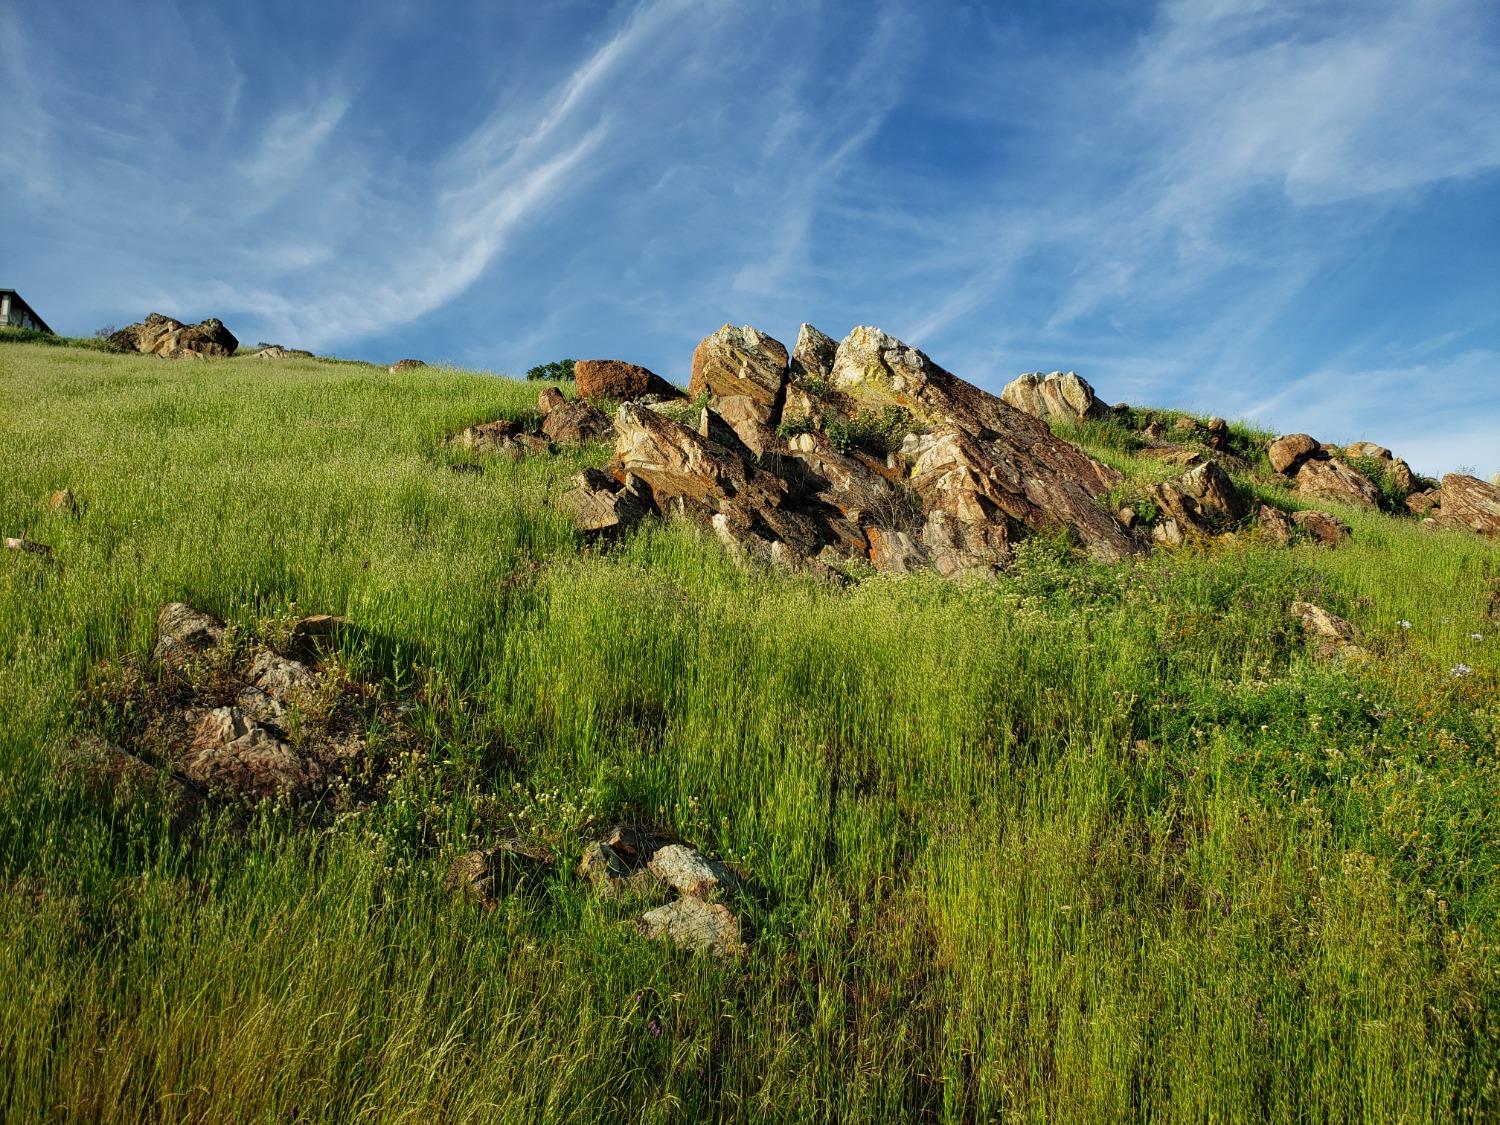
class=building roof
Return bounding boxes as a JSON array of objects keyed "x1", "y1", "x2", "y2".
[{"x1": 0, "y1": 289, "x2": 54, "y2": 335}]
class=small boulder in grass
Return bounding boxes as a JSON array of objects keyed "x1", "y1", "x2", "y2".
[
  {"x1": 48, "y1": 489, "x2": 78, "y2": 516},
  {"x1": 646, "y1": 843, "x2": 740, "y2": 898},
  {"x1": 388, "y1": 358, "x2": 426, "y2": 374},
  {"x1": 4, "y1": 536, "x2": 51, "y2": 557},
  {"x1": 1291, "y1": 509, "x2": 1351, "y2": 547},
  {"x1": 446, "y1": 839, "x2": 554, "y2": 906},
  {"x1": 153, "y1": 602, "x2": 224, "y2": 666},
  {"x1": 1292, "y1": 601, "x2": 1368, "y2": 661},
  {"x1": 577, "y1": 824, "x2": 664, "y2": 896},
  {"x1": 640, "y1": 897, "x2": 744, "y2": 957}
]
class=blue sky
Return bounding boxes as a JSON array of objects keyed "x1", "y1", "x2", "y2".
[{"x1": 3, "y1": 0, "x2": 1497, "y2": 476}]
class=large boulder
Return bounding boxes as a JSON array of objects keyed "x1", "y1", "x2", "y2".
[
  {"x1": 109, "y1": 314, "x2": 238, "y2": 360},
  {"x1": 574, "y1": 359, "x2": 681, "y2": 404},
  {"x1": 540, "y1": 399, "x2": 612, "y2": 445},
  {"x1": 1293, "y1": 457, "x2": 1382, "y2": 509},
  {"x1": 1000, "y1": 371, "x2": 1108, "y2": 424},
  {"x1": 689, "y1": 325, "x2": 790, "y2": 426},
  {"x1": 1147, "y1": 461, "x2": 1245, "y2": 545},
  {"x1": 1435, "y1": 474, "x2": 1500, "y2": 538},
  {"x1": 1268, "y1": 434, "x2": 1320, "y2": 475}
]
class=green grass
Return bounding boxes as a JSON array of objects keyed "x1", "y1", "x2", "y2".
[{"x1": 1, "y1": 341, "x2": 1498, "y2": 1121}]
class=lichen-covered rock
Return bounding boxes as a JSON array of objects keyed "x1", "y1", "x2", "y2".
[
  {"x1": 1000, "y1": 370, "x2": 1108, "y2": 424},
  {"x1": 689, "y1": 325, "x2": 789, "y2": 426},
  {"x1": 153, "y1": 603, "x2": 224, "y2": 666},
  {"x1": 578, "y1": 825, "x2": 663, "y2": 895},
  {"x1": 1268, "y1": 434, "x2": 1320, "y2": 475},
  {"x1": 1435, "y1": 474, "x2": 1500, "y2": 538},
  {"x1": 639, "y1": 896, "x2": 743, "y2": 956},
  {"x1": 1344, "y1": 441, "x2": 1392, "y2": 460},
  {"x1": 248, "y1": 651, "x2": 314, "y2": 699},
  {"x1": 1146, "y1": 461, "x2": 1246, "y2": 545},
  {"x1": 557, "y1": 469, "x2": 652, "y2": 535},
  {"x1": 1256, "y1": 504, "x2": 1295, "y2": 546},
  {"x1": 574, "y1": 360, "x2": 682, "y2": 404}
]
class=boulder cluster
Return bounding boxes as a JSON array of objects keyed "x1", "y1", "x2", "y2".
[
  {"x1": 107, "y1": 313, "x2": 238, "y2": 360},
  {"x1": 561, "y1": 323, "x2": 1143, "y2": 579},
  {"x1": 1267, "y1": 432, "x2": 1500, "y2": 537}
]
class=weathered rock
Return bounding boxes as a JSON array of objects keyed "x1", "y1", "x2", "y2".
[
  {"x1": 1405, "y1": 489, "x2": 1440, "y2": 515},
  {"x1": 578, "y1": 825, "x2": 663, "y2": 895},
  {"x1": 1256, "y1": 503, "x2": 1295, "y2": 546},
  {"x1": 1138, "y1": 443, "x2": 1202, "y2": 467},
  {"x1": 1294, "y1": 457, "x2": 1382, "y2": 509},
  {"x1": 48, "y1": 489, "x2": 78, "y2": 516},
  {"x1": 445, "y1": 840, "x2": 553, "y2": 905},
  {"x1": 790, "y1": 323, "x2": 838, "y2": 385},
  {"x1": 1388, "y1": 458, "x2": 1417, "y2": 497},
  {"x1": 1205, "y1": 417, "x2": 1230, "y2": 452},
  {"x1": 450, "y1": 420, "x2": 551, "y2": 459},
  {"x1": 1345, "y1": 441, "x2": 1392, "y2": 460},
  {"x1": 574, "y1": 359, "x2": 681, "y2": 404},
  {"x1": 1291, "y1": 509, "x2": 1351, "y2": 547},
  {"x1": 835, "y1": 329, "x2": 1135, "y2": 561},
  {"x1": 1147, "y1": 461, "x2": 1245, "y2": 545},
  {"x1": 389, "y1": 358, "x2": 426, "y2": 374},
  {"x1": 287, "y1": 614, "x2": 347, "y2": 663},
  {"x1": 639, "y1": 896, "x2": 743, "y2": 956},
  {"x1": 1291, "y1": 601, "x2": 1368, "y2": 661},
  {"x1": 707, "y1": 395, "x2": 779, "y2": 458},
  {"x1": 689, "y1": 325, "x2": 789, "y2": 426},
  {"x1": 1435, "y1": 474, "x2": 1500, "y2": 538},
  {"x1": 63, "y1": 734, "x2": 205, "y2": 812},
  {"x1": 1000, "y1": 371, "x2": 1108, "y2": 424},
  {"x1": 153, "y1": 603, "x2": 224, "y2": 666},
  {"x1": 1268, "y1": 434, "x2": 1320, "y2": 476},
  {"x1": 541, "y1": 399, "x2": 612, "y2": 445},
  {"x1": 183, "y1": 707, "x2": 324, "y2": 799},
  {"x1": 537, "y1": 387, "x2": 567, "y2": 415},
  {"x1": 866, "y1": 526, "x2": 928, "y2": 574},
  {"x1": 108, "y1": 314, "x2": 238, "y2": 360},
  {"x1": 646, "y1": 843, "x2": 739, "y2": 898},
  {"x1": 253, "y1": 346, "x2": 312, "y2": 360},
  {"x1": 249, "y1": 651, "x2": 314, "y2": 699},
  {"x1": 557, "y1": 469, "x2": 652, "y2": 535}
]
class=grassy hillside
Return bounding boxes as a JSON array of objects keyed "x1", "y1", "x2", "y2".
[{"x1": 1, "y1": 339, "x2": 1496, "y2": 1122}]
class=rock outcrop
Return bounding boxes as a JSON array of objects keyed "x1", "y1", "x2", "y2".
[
  {"x1": 389, "y1": 359, "x2": 426, "y2": 374},
  {"x1": 584, "y1": 324, "x2": 1140, "y2": 578},
  {"x1": 1146, "y1": 461, "x2": 1246, "y2": 545},
  {"x1": 1000, "y1": 370, "x2": 1109, "y2": 424},
  {"x1": 1292, "y1": 602, "x2": 1368, "y2": 661},
  {"x1": 538, "y1": 388, "x2": 612, "y2": 445},
  {"x1": 108, "y1": 314, "x2": 238, "y2": 360},
  {"x1": 1291, "y1": 509, "x2": 1352, "y2": 547},
  {"x1": 574, "y1": 359, "x2": 682, "y2": 404},
  {"x1": 1266, "y1": 434, "x2": 1382, "y2": 509},
  {"x1": 1435, "y1": 474, "x2": 1500, "y2": 538}
]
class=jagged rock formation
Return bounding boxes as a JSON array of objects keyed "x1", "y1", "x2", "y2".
[
  {"x1": 1001, "y1": 370, "x2": 1109, "y2": 424},
  {"x1": 107, "y1": 313, "x2": 238, "y2": 360},
  {"x1": 1435, "y1": 474, "x2": 1500, "y2": 538},
  {"x1": 1265, "y1": 432, "x2": 1426, "y2": 511},
  {"x1": 569, "y1": 324, "x2": 1140, "y2": 578}
]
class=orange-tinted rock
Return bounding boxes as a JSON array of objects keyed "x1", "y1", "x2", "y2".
[
  {"x1": 1294, "y1": 457, "x2": 1381, "y2": 509},
  {"x1": 1268, "y1": 434, "x2": 1320, "y2": 475},
  {"x1": 575, "y1": 359, "x2": 681, "y2": 403},
  {"x1": 689, "y1": 325, "x2": 789, "y2": 424},
  {"x1": 1435, "y1": 474, "x2": 1500, "y2": 538}
]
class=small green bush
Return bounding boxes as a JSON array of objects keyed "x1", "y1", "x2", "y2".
[{"x1": 525, "y1": 358, "x2": 575, "y2": 381}]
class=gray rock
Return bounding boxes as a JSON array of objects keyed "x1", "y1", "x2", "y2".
[
  {"x1": 639, "y1": 896, "x2": 743, "y2": 956},
  {"x1": 153, "y1": 603, "x2": 224, "y2": 666},
  {"x1": 646, "y1": 843, "x2": 739, "y2": 898}
]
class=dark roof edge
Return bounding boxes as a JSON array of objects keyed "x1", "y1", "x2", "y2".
[{"x1": 0, "y1": 289, "x2": 55, "y2": 335}]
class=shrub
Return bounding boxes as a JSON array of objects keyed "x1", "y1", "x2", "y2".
[
  {"x1": 824, "y1": 406, "x2": 914, "y2": 457},
  {"x1": 526, "y1": 359, "x2": 575, "y2": 381}
]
